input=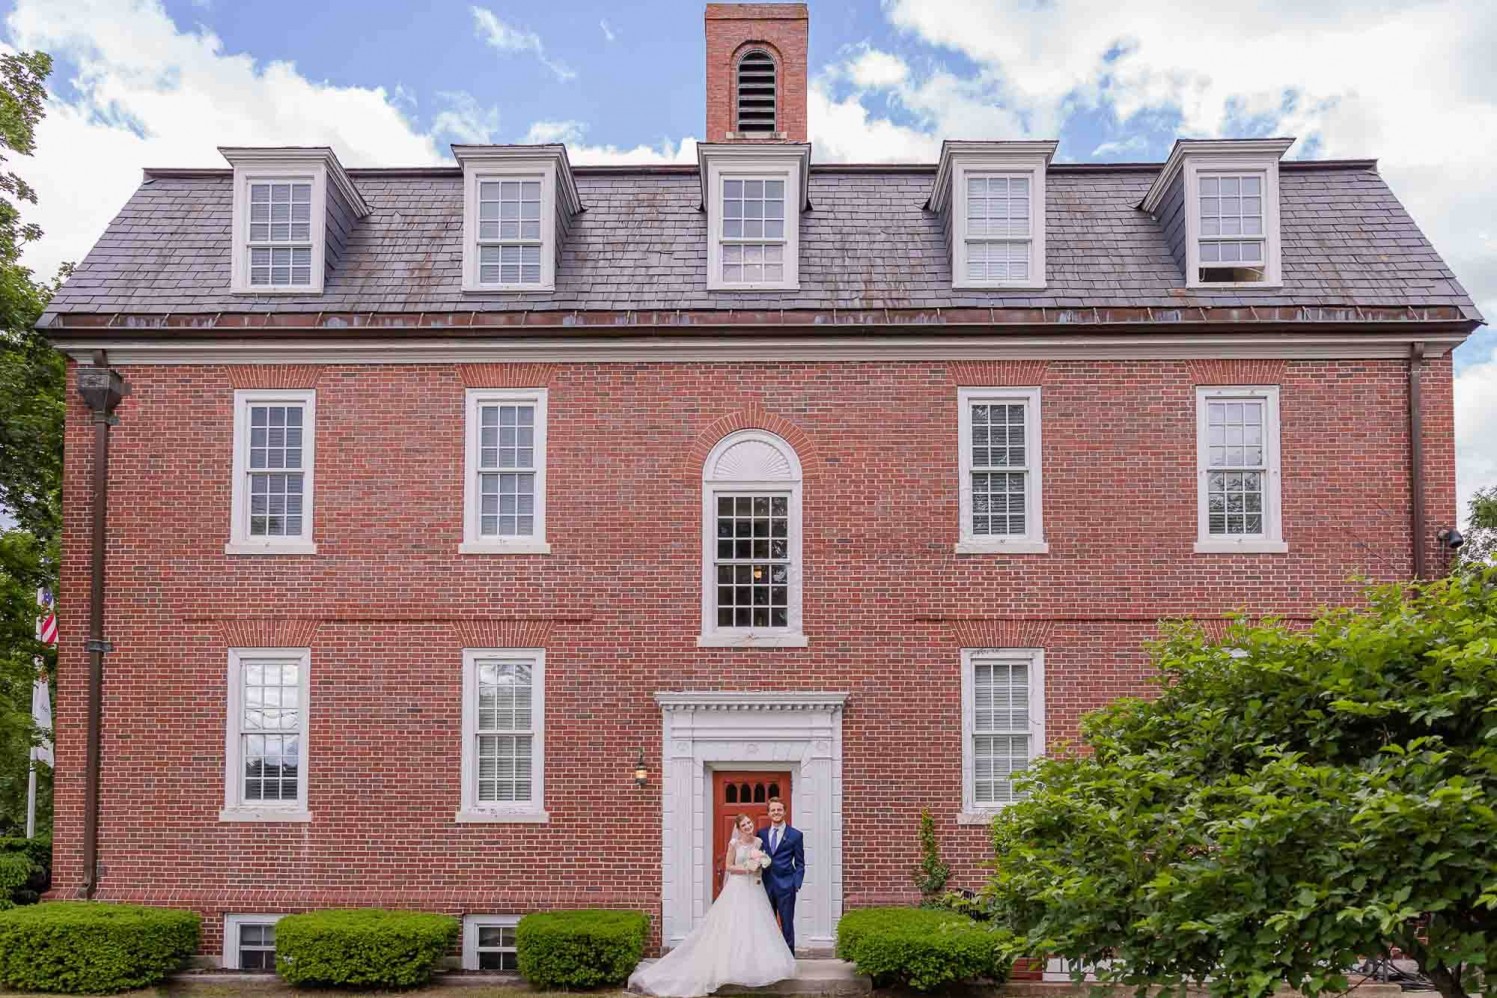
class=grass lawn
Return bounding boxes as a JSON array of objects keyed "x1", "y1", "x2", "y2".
[{"x1": 2, "y1": 985, "x2": 631, "y2": 998}]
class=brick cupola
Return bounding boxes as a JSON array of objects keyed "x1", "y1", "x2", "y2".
[{"x1": 704, "y1": 3, "x2": 808, "y2": 142}]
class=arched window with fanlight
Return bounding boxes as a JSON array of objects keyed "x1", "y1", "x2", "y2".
[
  {"x1": 736, "y1": 50, "x2": 777, "y2": 134},
  {"x1": 700, "y1": 429, "x2": 805, "y2": 647}
]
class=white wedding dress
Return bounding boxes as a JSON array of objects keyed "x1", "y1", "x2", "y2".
[{"x1": 630, "y1": 837, "x2": 798, "y2": 997}]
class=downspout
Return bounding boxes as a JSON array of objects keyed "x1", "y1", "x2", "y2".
[
  {"x1": 75, "y1": 354, "x2": 128, "y2": 899},
  {"x1": 1408, "y1": 342, "x2": 1426, "y2": 580}
]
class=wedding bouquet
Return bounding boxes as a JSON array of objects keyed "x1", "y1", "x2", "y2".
[{"x1": 745, "y1": 848, "x2": 772, "y2": 881}]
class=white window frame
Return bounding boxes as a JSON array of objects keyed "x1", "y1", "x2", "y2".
[
  {"x1": 462, "y1": 914, "x2": 522, "y2": 971},
  {"x1": 229, "y1": 166, "x2": 327, "y2": 294},
  {"x1": 1184, "y1": 158, "x2": 1282, "y2": 289},
  {"x1": 959, "y1": 647, "x2": 1045, "y2": 824},
  {"x1": 221, "y1": 648, "x2": 311, "y2": 823},
  {"x1": 222, "y1": 914, "x2": 285, "y2": 971},
  {"x1": 706, "y1": 156, "x2": 801, "y2": 292},
  {"x1": 957, "y1": 387, "x2": 1046, "y2": 554},
  {"x1": 460, "y1": 388, "x2": 550, "y2": 555},
  {"x1": 462, "y1": 164, "x2": 557, "y2": 292},
  {"x1": 1195, "y1": 385, "x2": 1286, "y2": 554},
  {"x1": 227, "y1": 388, "x2": 316, "y2": 556},
  {"x1": 699, "y1": 429, "x2": 806, "y2": 648},
  {"x1": 952, "y1": 160, "x2": 1046, "y2": 291},
  {"x1": 457, "y1": 648, "x2": 548, "y2": 823}
]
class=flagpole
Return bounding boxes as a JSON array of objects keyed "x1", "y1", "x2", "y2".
[{"x1": 27, "y1": 588, "x2": 43, "y2": 839}]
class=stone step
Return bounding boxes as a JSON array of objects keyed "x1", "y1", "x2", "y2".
[{"x1": 714, "y1": 959, "x2": 871, "y2": 996}]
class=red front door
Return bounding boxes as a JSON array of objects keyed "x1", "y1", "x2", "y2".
[{"x1": 711, "y1": 770, "x2": 791, "y2": 898}]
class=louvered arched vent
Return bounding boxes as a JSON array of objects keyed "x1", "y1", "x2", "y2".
[{"x1": 736, "y1": 51, "x2": 777, "y2": 133}]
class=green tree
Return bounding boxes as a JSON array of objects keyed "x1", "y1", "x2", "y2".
[
  {"x1": 1458, "y1": 486, "x2": 1497, "y2": 566},
  {"x1": 913, "y1": 807, "x2": 950, "y2": 900},
  {"x1": 983, "y1": 571, "x2": 1497, "y2": 998},
  {"x1": 0, "y1": 50, "x2": 61, "y2": 838}
]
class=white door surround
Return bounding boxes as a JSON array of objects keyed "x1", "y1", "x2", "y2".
[{"x1": 655, "y1": 691, "x2": 846, "y2": 950}]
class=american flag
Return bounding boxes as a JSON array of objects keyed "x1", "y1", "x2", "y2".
[{"x1": 37, "y1": 589, "x2": 57, "y2": 646}]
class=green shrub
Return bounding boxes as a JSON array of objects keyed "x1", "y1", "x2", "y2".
[
  {"x1": 0, "y1": 836, "x2": 50, "y2": 909},
  {"x1": 273, "y1": 909, "x2": 458, "y2": 988},
  {"x1": 516, "y1": 909, "x2": 649, "y2": 989},
  {"x1": 836, "y1": 906, "x2": 1009, "y2": 991},
  {"x1": 0, "y1": 901, "x2": 199, "y2": 993}
]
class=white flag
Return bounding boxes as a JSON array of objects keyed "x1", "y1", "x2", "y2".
[{"x1": 30, "y1": 676, "x2": 52, "y2": 767}]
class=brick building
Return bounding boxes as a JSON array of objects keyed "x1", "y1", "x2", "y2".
[{"x1": 40, "y1": 1, "x2": 1481, "y2": 970}]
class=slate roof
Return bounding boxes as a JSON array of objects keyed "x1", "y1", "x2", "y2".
[{"x1": 39, "y1": 161, "x2": 1481, "y2": 325}]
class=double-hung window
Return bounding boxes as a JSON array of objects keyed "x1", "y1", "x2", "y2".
[
  {"x1": 456, "y1": 146, "x2": 577, "y2": 293},
  {"x1": 1195, "y1": 386, "x2": 1285, "y2": 553},
  {"x1": 960, "y1": 648, "x2": 1044, "y2": 821},
  {"x1": 228, "y1": 389, "x2": 315, "y2": 555},
  {"x1": 246, "y1": 180, "x2": 314, "y2": 288},
  {"x1": 702, "y1": 146, "x2": 804, "y2": 291},
  {"x1": 1196, "y1": 173, "x2": 1267, "y2": 282},
  {"x1": 222, "y1": 648, "x2": 310, "y2": 822},
  {"x1": 223, "y1": 915, "x2": 284, "y2": 971},
  {"x1": 459, "y1": 649, "x2": 546, "y2": 822},
  {"x1": 477, "y1": 178, "x2": 543, "y2": 286},
  {"x1": 963, "y1": 175, "x2": 1032, "y2": 283},
  {"x1": 463, "y1": 915, "x2": 521, "y2": 971},
  {"x1": 461, "y1": 389, "x2": 549, "y2": 554},
  {"x1": 957, "y1": 387, "x2": 1046, "y2": 553},
  {"x1": 721, "y1": 178, "x2": 786, "y2": 284},
  {"x1": 937, "y1": 145, "x2": 1053, "y2": 291}
]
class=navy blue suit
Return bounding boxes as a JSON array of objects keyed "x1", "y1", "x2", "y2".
[{"x1": 757, "y1": 823, "x2": 804, "y2": 952}]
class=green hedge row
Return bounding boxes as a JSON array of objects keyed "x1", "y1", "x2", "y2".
[
  {"x1": 837, "y1": 906, "x2": 1010, "y2": 991},
  {"x1": 517, "y1": 909, "x2": 650, "y2": 989},
  {"x1": 274, "y1": 909, "x2": 459, "y2": 988},
  {"x1": 0, "y1": 901, "x2": 200, "y2": 994}
]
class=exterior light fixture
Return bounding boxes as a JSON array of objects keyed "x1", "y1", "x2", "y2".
[{"x1": 633, "y1": 748, "x2": 649, "y2": 788}]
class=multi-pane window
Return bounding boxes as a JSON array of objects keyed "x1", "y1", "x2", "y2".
[
  {"x1": 460, "y1": 650, "x2": 545, "y2": 820},
  {"x1": 229, "y1": 390, "x2": 315, "y2": 554},
  {"x1": 247, "y1": 181, "x2": 313, "y2": 287},
  {"x1": 223, "y1": 649, "x2": 308, "y2": 820},
  {"x1": 477, "y1": 179, "x2": 543, "y2": 286},
  {"x1": 1196, "y1": 386, "x2": 1283, "y2": 552},
  {"x1": 1197, "y1": 174, "x2": 1265, "y2": 281},
  {"x1": 962, "y1": 649, "x2": 1044, "y2": 815},
  {"x1": 721, "y1": 178, "x2": 785, "y2": 283},
  {"x1": 964, "y1": 175, "x2": 1031, "y2": 283},
  {"x1": 463, "y1": 916, "x2": 522, "y2": 971},
  {"x1": 714, "y1": 495, "x2": 790, "y2": 629},
  {"x1": 958, "y1": 388, "x2": 1045, "y2": 552},
  {"x1": 463, "y1": 389, "x2": 548, "y2": 552},
  {"x1": 223, "y1": 915, "x2": 285, "y2": 971}
]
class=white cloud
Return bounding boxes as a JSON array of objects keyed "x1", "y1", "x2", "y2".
[
  {"x1": 846, "y1": 48, "x2": 908, "y2": 89},
  {"x1": 1090, "y1": 135, "x2": 1148, "y2": 159},
  {"x1": 470, "y1": 6, "x2": 575, "y2": 83},
  {"x1": 431, "y1": 91, "x2": 500, "y2": 144},
  {"x1": 1455, "y1": 358, "x2": 1497, "y2": 524},
  {"x1": 521, "y1": 120, "x2": 695, "y2": 165},
  {"x1": 599, "y1": 19, "x2": 615, "y2": 43}
]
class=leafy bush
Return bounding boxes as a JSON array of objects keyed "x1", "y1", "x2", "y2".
[
  {"x1": 0, "y1": 901, "x2": 199, "y2": 993},
  {"x1": 924, "y1": 889, "x2": 998, "y2": 923},
  {"x1": 273, "y1": 909, "x2": 458, "y2": 988},
  {"x1": 0, "y1": 836, "x2": 51, "y2": 908},
  {"x1": 516, "y1": 909, "x2": 649, "y2": 989},
  {"x1": 836, "y1": 906, "x2": 1009, "y2": 991},
  {"x1": 913, "y1": 808, "x2": 950, "y2": 900}
]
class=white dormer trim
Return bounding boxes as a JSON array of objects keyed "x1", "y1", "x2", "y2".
[
  {"x1": 699, "y1": 143, "x2": 810, "y2": 292},
  {"x1": 1141, "y1": 137, "x2": 1294, "y2": 291},
  {"x1": 454, "y1": 145, "x2": 581, "y2": 294},
  {"x1": 930, "y1": 141, "x2": 1057, "y2": 292},
  {"x1": 220, "y1": 147, "x2": 368, "y2": 296}
]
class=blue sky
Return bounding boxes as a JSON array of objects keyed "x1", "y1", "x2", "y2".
[{"x1": 4, "y1": 0, "x2": 1495, "y2": 506}]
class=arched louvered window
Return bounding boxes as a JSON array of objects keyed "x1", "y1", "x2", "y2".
[{"x1": 736, "y1": 51, "x2": 777, "y2": 133}]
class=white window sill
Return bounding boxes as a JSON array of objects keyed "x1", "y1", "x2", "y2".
[
  {"x1": 1186, "y1": 280, "x2": 1284, "y2": 291},
  {"x1": 1194, "y1": 539, "x2": 1289, "y2": 554},
  {"x1": 455, "y1": 809, "x2": 550, "y2": 824},
  {"x1": 708, "y1": 282, "x2": 801, "y2": 293},
  {"x1": 459, "y1": 540, "x2": 553, "y2": 555},
  {"x1": 957, "y1": 810, "x2": 1006, "y2": 825},
  {"x1": 224, "y1": 541, "x2": 318, "y2": 556},
  {"x1": 219, "y1": 807, "x2": 312, "y2": 823},
  {"x1": 230, "y1": 285, "x2": 324, "y2": 296},
  {"x1": 462, "y1": 283, "x2": 555, "y2": 294},
  {"x1": 952, "y1": 282, "x2": 1047, "y2": 292},
  {"x1": 955, "y1": 539, "x2": 1050, "y2": 555},
  {"x1": 697, "y1": 632, "x2": 810, "y2": 649}
]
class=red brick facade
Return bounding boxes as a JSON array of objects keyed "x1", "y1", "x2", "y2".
[{"x1": 50, "y1": 354, "x2": 1456, "y2": 957}]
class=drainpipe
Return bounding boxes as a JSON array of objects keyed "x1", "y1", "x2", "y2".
[
  {"x1": 1408, "y1": 342, "x2": 1426, "y2": 580},
  {"x1": 75, "y1": 354, "x2": 128, "y2": 899}
]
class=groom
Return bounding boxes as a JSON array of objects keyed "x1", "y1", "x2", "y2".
[{"x1": 757, "y1": 797, "x2": 804, "y2": 953}]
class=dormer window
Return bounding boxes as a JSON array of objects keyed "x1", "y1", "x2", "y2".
[
  {"x1": 930, "y1": 141, "x2": 1057, "y2": 292},
  {"x1": 222, "y1": 147, "x2": 368, "y2": 296},
  {"x1": 1142, "y1": 137, "x2": 1291, "y2": 289},
  {"x1": 455, "y1": 144, "x2": 581, "y2": 294},
  {"x1": 699, "y1": 143, "x2": 808, "y2": 292},
  {"x1": 736, "y1": 51, "x2": 776, "y2": 133}
]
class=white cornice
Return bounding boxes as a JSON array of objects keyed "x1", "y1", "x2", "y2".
[
  {"x1": 929, "y1": 139, "x2": 1059, "y2": 214},
  {"x1": 654, "y1": 691, "x2": 849, "y2": 713},
  {"x1": 51, "y1": 331, "x2": 1465, "y2": 366},
  {"x1": 697, "y1": 143, "x2": 812, "y2": 209},
  {"x1": 218, "y1": 146, "x2": 370, "y2": 218},
  {"x1": 1140, "y1": 137, "x2": 1295, "y2": 215},
  {"x1": 452, "y1": 143, "x2": 582, "y2": 215}
]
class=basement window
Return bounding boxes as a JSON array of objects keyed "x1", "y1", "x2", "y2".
[
  {"x1": 736, "y1": 51, "x2": 777, "y2": 133},
  {"x1": 223, "y1": 915, "x2": 285, "y2": 971}
]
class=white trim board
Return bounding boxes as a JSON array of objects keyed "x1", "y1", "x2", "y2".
[{"x1": 55, "y1": 331, "x2": 1465, "y2": 366}]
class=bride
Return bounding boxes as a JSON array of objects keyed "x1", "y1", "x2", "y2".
[{"x1": 629, "y1": 814, "x2": 798, "y2": 996}]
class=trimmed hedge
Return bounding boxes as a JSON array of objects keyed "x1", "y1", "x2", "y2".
[
  {"x1": 0, "y1": 901, "x2": 200, "y2": 993},
  {"x1": 836, "y1": 906, "x2": 1009, "y2": 991},
  {"x1": 516, "y1": 909, "x2": 649, "y2": 989},
  {"x1": 273, "y1": 909, "x2": 459, "y2": 988}
]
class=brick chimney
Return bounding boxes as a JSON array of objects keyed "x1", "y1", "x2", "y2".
[{"x1": 705, "y1": 3, "x2": 808, "y2": 143}]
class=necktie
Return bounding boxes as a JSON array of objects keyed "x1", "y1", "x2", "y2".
[{"x1": 771, "y1": 827, "x2": 780, "y2": 854}]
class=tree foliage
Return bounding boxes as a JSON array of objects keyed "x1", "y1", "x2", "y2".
[
  {"x1": 983, "y1": 571, "x2": 1497, "y2": 998},
  {"x1": 0, "y1": 50, "x2": 60, "y2": 839},
  {"x1": 914, "y1": 807, "x2": 951, "y2": 900},
  {"x1": 1459, "y1": 486, "x2": 1497, "y2": 567}
]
